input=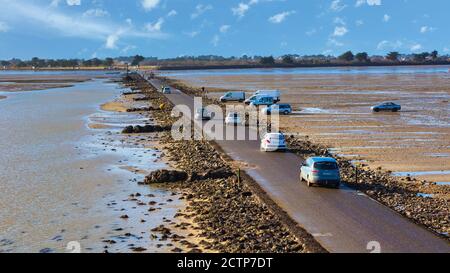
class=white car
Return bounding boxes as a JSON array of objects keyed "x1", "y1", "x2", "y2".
[
  {"x1": 260, "y1": 133, "x2": 287, "y2": 152},
  {"x1": 225, "y1": 113, "x2": 242, "y2": 125},
  {"x1": 162, "y1": 86, "x2": 171, "y2": 94}
]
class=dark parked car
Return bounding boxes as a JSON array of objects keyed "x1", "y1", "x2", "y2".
[{"x1": 371, "y1": 102, "x2": 401, "y2": 112}]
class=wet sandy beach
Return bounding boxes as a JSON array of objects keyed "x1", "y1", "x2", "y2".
[
  {"x1": 0, "y1": 73, "x2": 108, "y2": 92},
  {"x1": 0, "y1": 72, "x2": 198, "y2": 253},
  {"x1": 161, "y1": 66, "x2": 450, "y2": 185}
]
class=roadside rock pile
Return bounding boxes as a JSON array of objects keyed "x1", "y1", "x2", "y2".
[
  {"x1": 126, "y1": 107, "x2": 155, "y2": 112},
  {"x1": 144, "y1": 167, "x2": 234, "y2": 184},
  {"x1": 161, "y1": 139, "x2": 317, "y2": 253},
  {"x1": 122, "y1": 124, "x2": 171, "y2": 134},
  {"x1": 286, "y1": 136, "x2": 450, "y2": 238},
  {"x1": 144, "y1": 170, "x2": 188, "y2": 184}
]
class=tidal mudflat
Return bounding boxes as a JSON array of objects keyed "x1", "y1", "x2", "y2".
[
  {"x1": 162, "y1": 66, "x2": 450, "y2": 186},
  {"x1": 0, "y1": 72, "x2": 196, "y2": 253}
]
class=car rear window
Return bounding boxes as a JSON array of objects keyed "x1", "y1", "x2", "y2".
[
  {"x1": 269, "y1": 134, "x2": 285, "y2": 140},
  {"x1": 314, "y1": 162, "x2": 338, "y2": 170}
]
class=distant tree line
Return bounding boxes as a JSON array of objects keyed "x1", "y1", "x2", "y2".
[{"x1": 1, "y1": 51, "x2": 449, "y2": 69}]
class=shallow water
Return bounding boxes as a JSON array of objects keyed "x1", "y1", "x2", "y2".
[
  {"x1": 160, "y1": 65, "x2": 450, "y2": 77},
  {"x1": 0, "y1": 75, "x2": 182, "y2": 253}
]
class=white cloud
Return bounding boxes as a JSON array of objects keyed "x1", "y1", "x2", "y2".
[
  {"x1": 333, "y1": 26, "x2": 348, "y2": 36},
  {"x1": 211, "y1": 34, "x2": 219, "y2": 47},
  {"x1": 191, "y1": 4, "x2": 212, "y2": 19},
  {"x1": 66, "y1": 0, "x2": 81, "y2": 6},
  {"x1": 232, "y1": 0, "x2": 260, "y2": 18},
  {"x1": 0, "y1": 21, "x2": 9, "y2": 32},
  {"x1": 105, "y1": 33, "x2": 120, "y2": 49},
  {"x1": 330, "y1": 0, "x2": 347, "y2": 12},
  {"x1": 50, "y1": 0, "x2": 61, "y2": 7},
  {"x1": 328, "y1": 38, "x2": 344, "y2": 47},
  {"x1": 83, "y1": 8, "x2": 109, "y2": 17},
  {"x1": 333, "y1": 17, "x2": 346, "y2": 25},
  {"x1": 268, "y1": 11, "x2": 296, "y2": 24},
  {"x1": 383, "y1": 14, "x2": 390, "y2": 22},
  {"x1": 410, "y1": 43, "x2": 422, "y2": 52},
  {"x1": 219, "y1": 25, "x2": 230, "y2": 33},
  {"x1": 232, "y1": 3, "x2": 250, "y2": 18},
  {"x1": 121, "y1": 45, "x2": 137, "y2": 53},
  {"x1": 355, "y1": 20, "x2": 364, "y2": 26},
  {"x1": 145, "y1": 18, "x2": 164, "y2": 32},
  {"x1": 306, "y1": 28, "x2": 317, "y2": 36},
  {"x1": 141, "y1": 0, "x2": 160, "y2": 11},
  {"x1": 167, "y1": 10, "x2": 177, "y2": 17},
  {"x1": 367, "y1": 0, "x2": 382, "y2": 5},
  {"x1": 356, "y1": 0, "x2": 382, "y2": 7},
  {"x1": 377, "y1": 40, "x2": 402, "y2": 50},
  {"x1": 420, "y1": 26, "x2": 435, "y2": 33},
  {"x1": 184, "y1": 31, "x2": 200, "y2": 38}
]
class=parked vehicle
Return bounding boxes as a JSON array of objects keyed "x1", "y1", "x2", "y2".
[
  {"x1": 162, "y1": 86, "x2": 171, "y2": 94},
  {"x1": 260, "y1": 133, "x2": 287, "y2": 152},
  {"x1": 220, "y1": 91, "x2": 246, "y2": 102},
  {"x1": 195, "y1": 108, "x2": 212, "y2": 120},
  {"x1": 245, "y1": 94, "x2": 278, "y2": 105},
  {"x1": 254, "y1": 90, "x2": 281, "y2": 102},
  {"x1": 300, "y1": 157, "x2": 341, "y2": 188},
  {"x1": 261, "y1": 104, "x2": 292, "y2": 115},
  {"x1": 371, "y1": 102, "x2": 401, "y2": 112},
  {"x1": 225, "y1": 112, "x2": 242, "y2": 125},
  {"x1": 247, "y1": 96, "x2": 274, "y2": 106}
]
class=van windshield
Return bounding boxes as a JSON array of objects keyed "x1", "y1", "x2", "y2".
[{"x1": 314, "y1": 162, "x2": 338, "y2": 170}]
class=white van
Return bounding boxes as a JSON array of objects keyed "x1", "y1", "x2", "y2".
[
  {"x1": 220, "y1": 91, "x2": 245, "y2": 102},
  {"x1": 254, "y1": 90, "x2": 280, "y2": 102}
]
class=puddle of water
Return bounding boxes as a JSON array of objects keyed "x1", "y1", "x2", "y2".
[
  {"x1": 417, "y1": 193, "x2": 434, "y2": 198},
  {"x1": 393, "y1": 170, "x2": 450, "y2": 177},
  {"x1": 425, "y1": 153, "x2": 450, "y2": 158}
]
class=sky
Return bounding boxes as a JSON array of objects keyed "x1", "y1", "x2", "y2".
[{"x1": 0, "y1": 0, "x2": 449, "y2": 59}]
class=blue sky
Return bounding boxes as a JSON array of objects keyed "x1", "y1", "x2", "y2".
[{"x1": 0, "y1": 0, "x2": 449, "y2": 59}]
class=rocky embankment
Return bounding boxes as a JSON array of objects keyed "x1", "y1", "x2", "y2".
[
  {"x1": 286, "y1": 136, "x2": 450, "y2": 239},
  {"x1": 122, "y1": 73, "x2": 325, "y2": 253}
]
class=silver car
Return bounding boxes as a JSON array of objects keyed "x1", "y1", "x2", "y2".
[
  {"x1": 371, "y1": 102, "x2": 401, "y2": 112},
  {"x1": 300, "y1": 157, "x2": 341, "y2": 188}
]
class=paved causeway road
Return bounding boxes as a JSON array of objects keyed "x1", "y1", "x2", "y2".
[{"x1": 147, "y1": 76, "x2": 450, "y2": 253}]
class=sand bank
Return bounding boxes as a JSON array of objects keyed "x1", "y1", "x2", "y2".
[{"x1": 0, "y1": 74, "x2": 98, "y2": 92}]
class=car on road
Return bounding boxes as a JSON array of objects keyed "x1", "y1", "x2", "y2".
[
  {"x1": 162, "y1": 86, "x2": 171, "y2": 94},
  {"x1": 261, "y1": 104, "x2": 292, "y2": 115},
  {"x1": 220, "y1": 91, "x2": 246, "y2": 102},
  {"x1": 260, "y1": 133, "x2": 287, "y2": 152},
  {"x1": 371, "y1": 102, "x2": 401, "y2": 112},
  {"x1": 225, "y1": 112, "x2": 242, "y2": 125},
  {"x1": 195, "y1": 108, "x2": 212, "y2": 120},
  {"x1": 300, "y1": 157, "x2": 341, "y2": 188}
]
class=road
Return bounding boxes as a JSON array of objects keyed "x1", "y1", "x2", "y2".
[{"x1": 148, "y1": 77, "x2": 450, "y2": 253}]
